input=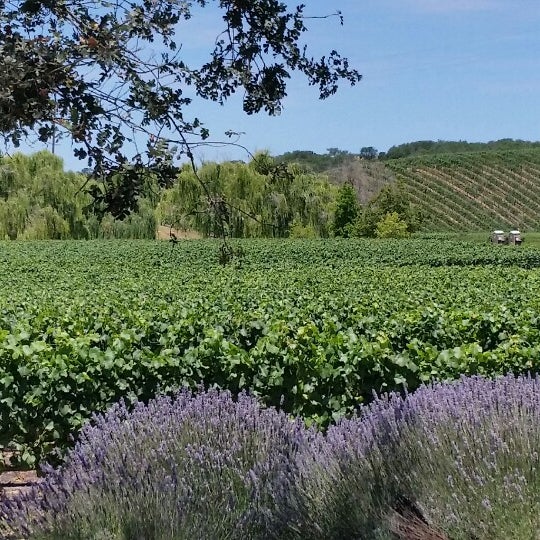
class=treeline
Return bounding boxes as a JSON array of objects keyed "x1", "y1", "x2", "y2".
[
  {"x1": 0, "y1": 150, "x2": 425, "y2": 240},
  {"x1": 382, "y1": 139, "x2": 540, "y2": 160},
  {"x1": 273, "y1": 140, "x2": 540, "y2": 170},
  {"x1": 0, "y1": 151, "x2": 157, "y2": 240},
  {"x1": 273, "y1": 148, "x2": 358, "y2": 173},
  {"x1": 273, "y1": 147, "x2": 379, "y2": 173},
  {"x1": 0, "y1": 151, "x2": 341, "y2": 240},
  {"x1": 158, "y1": 153, "x2": 337, "y2": 238}
]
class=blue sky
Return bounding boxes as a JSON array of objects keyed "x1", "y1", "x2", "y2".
[{"x1": 22, "y1": 0, "x2": 540, "y2": 168}]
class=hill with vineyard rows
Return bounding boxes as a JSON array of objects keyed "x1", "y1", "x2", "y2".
[
  {"x1": 384, "y1": 149, "x2": 540, "y2": 231},
  {"x1": 315, "y1": 147, "x2": 540, "y2": 231}
]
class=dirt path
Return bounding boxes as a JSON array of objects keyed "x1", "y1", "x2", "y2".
[{"x1": 156, "y1": 225, "x2": 202, "y2": 240}]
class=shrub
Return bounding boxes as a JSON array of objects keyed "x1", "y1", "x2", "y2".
[
  {"x1": 292, "y1": 374, "x2": 540, "y2": 539},
  {"x1": 289, "y1": 219, "x2": 317, "y2": 238},
  {"x1": 375, "y1": 212, "x2": 410, "y2": 239},
  {"x1": 0, "y1": 388, "x2": 312, "y2": 540},
  {"x1": 392, "y1": 374, "x2": 540, "y2": 539},
  {"x1": 5, "y1": 374, "x2": 540, "y2": 539},
  {"x1": 284, "y1": 394, "x2": 404, "y2": 540}
]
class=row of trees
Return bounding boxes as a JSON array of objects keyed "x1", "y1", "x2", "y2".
[
  {"x1": 274, "y1": 147, "x2": 379, "y2": 173},
  {"x1": 0, "y1": 151, "x2": 340, "y2": 240},
  {"x1": 0, "y1": 151, "x2": 423, "y2": 241},
  {"x1": 382, "y1": 139, "x2": 540, "y2": 160}
]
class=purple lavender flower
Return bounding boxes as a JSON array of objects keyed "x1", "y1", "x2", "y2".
[
  {"x1": 388, "y1": 375, "x2": 540, "y2": 538},
  {"x1": 0, "y1": 388, "x2": 313, "y2": 539},
  {"x1": 287, "y1": 374, "x2": 540, "y2": 539}
]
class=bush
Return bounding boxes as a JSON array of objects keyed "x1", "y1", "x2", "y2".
[
  {"x1": 392, "y1": 374, "x2": 540, "y2": 539},
  {"x1": 289, "y1": 219, "x2": 317, "y2": 239},
  {"x1": 375, "y1": 212, "x2": 410, "y2": 239},
  {"x1": 352, "y1": 182, "x2": 422, "y2": 238},
  {"x1": 292, "y1": 374, "x2": 540, "y2": 539},
  {"x1": 284, "y1": 393, "x2": 404, "y2": 540},
  {"x1": 0, "y1": 388, "x2": 312, "y2": 540}
]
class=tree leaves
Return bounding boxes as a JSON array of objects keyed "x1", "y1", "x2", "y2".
[{"x1": 0, "y1": 0, "x2": 361, "y2": 214}]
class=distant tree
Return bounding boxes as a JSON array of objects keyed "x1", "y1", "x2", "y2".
[
  {"x1": 327, "y1": 148, "x2": 350, "y2": 158},
  {"x1": 159, "y1": 155, "x2": 337, "y2": 238},
  {"x1": 375, "y1": 211, "x2": 410, "y2": 238},
  {"x1": 359, "y1": 146, "x2": 378, "y2": 160},
  {"x1": 333, "y1": 182, "x2": 359, "y2": 237},
  {"x1": 353, "y1": 182, "x2": 421, "y2": 237}
]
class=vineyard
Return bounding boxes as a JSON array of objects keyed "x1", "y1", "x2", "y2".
[
  {"x1": 2, "y1": 239, "x2": 540, "y2": 467},
  {"x1": 384, "y1": 148, "x2": 540, "y2": 231}
]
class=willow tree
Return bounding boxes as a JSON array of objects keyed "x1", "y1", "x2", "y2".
[
  {"x1": 159, "y1": 156, "x2": 336, "y2": 238},
  {"x1": 0, "y1": 151, "x2": 93, "y2": 238},
  {"x1": 158, "y1": 161, "x2": 264, "y2": 237},
  {"x1": 0, "y1": 0, "x2": 361, "y2": 222}
]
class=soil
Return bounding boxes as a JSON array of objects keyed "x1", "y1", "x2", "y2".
[
  {"x1": 0, "y1": 470, "x2": 40, "y2": 500},
  {"x1": 156, "y1": 225, "x2": 202, "y2": 240}
]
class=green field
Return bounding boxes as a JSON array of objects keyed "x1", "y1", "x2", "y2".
[{"x1": 2, "y1": 238, "x2": 540, "y2": 467}]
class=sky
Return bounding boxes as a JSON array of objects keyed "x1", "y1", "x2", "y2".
[{"x1": 20, "y1": 0, "x2": 540, "y2": 169}]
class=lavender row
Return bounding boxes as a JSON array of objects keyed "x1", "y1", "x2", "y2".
[{"x1": 2, "y1": 375, "x2": 539, "y2": 539}]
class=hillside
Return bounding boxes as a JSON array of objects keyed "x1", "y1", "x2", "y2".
[
  {"x1": 274, "y1": 142, "x2": 540, "y2": 232},
  {"x1": 298, "y1": 148, "x2": 540, "y2": 232},
  {"x1": 385, "y1": 149, "x2": 540, "y2": 231}
]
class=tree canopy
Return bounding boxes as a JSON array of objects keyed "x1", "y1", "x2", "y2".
[
  {"x1": 0, "y1": 0, "x2": 361, "y2": 216},
  {"x1": 382, "y1": 139, "x2": 540, "y2": 160}
]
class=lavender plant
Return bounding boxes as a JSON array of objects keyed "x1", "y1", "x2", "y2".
[
  {"x1": 283, "y1": 394, "x2": 405, "y2": 540},
  {"x1": 292, "y1": 374, "x2": 540, "y2": 540},
  {"x1": 392, "y1": 374, "x2": 540, "y2": 539},
  {"x1": 0, "y1": 388, "x2": 311, "y2": 540},
  {"x1": 5, "y1": 376, "x2": 540, "y2": 540}
]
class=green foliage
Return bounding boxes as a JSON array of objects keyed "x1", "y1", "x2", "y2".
[
  {"x1": 0, "y1": 151, "x2": 89, "y2": 240},
  {"x1": 0, "y1": 1, "x2": 360, "y2": 214},
  {"x1": 353, "y1": 182, "x2": 420, "y2": 237},
  {"x1": 332, "y1": 182, "x2": 358, "y2": 237},
  {"x1": 159, "y1": 156, "x2": 337, "y2": 238},
  {"x1": 0, "y1": 149, "x2": 340, "y2": 240},
  {"x1": 289, "y1": 219, "x2": 317, "y2": 239},
  {"x1": 3, "y1": 239, "x2": 540, "y2": 466},
  {"x1": 375, "y1": 212, "x2": 410, "y2": 239},
  {"x1": 274, "y1": 149, "x2": 357, "y2": 173},
  {"x1": 0, "y1": 151, "x2": 158, "y2": 239},
  {"x1": 383, "y1": 138, "x2": 540, "y2": 160}
]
